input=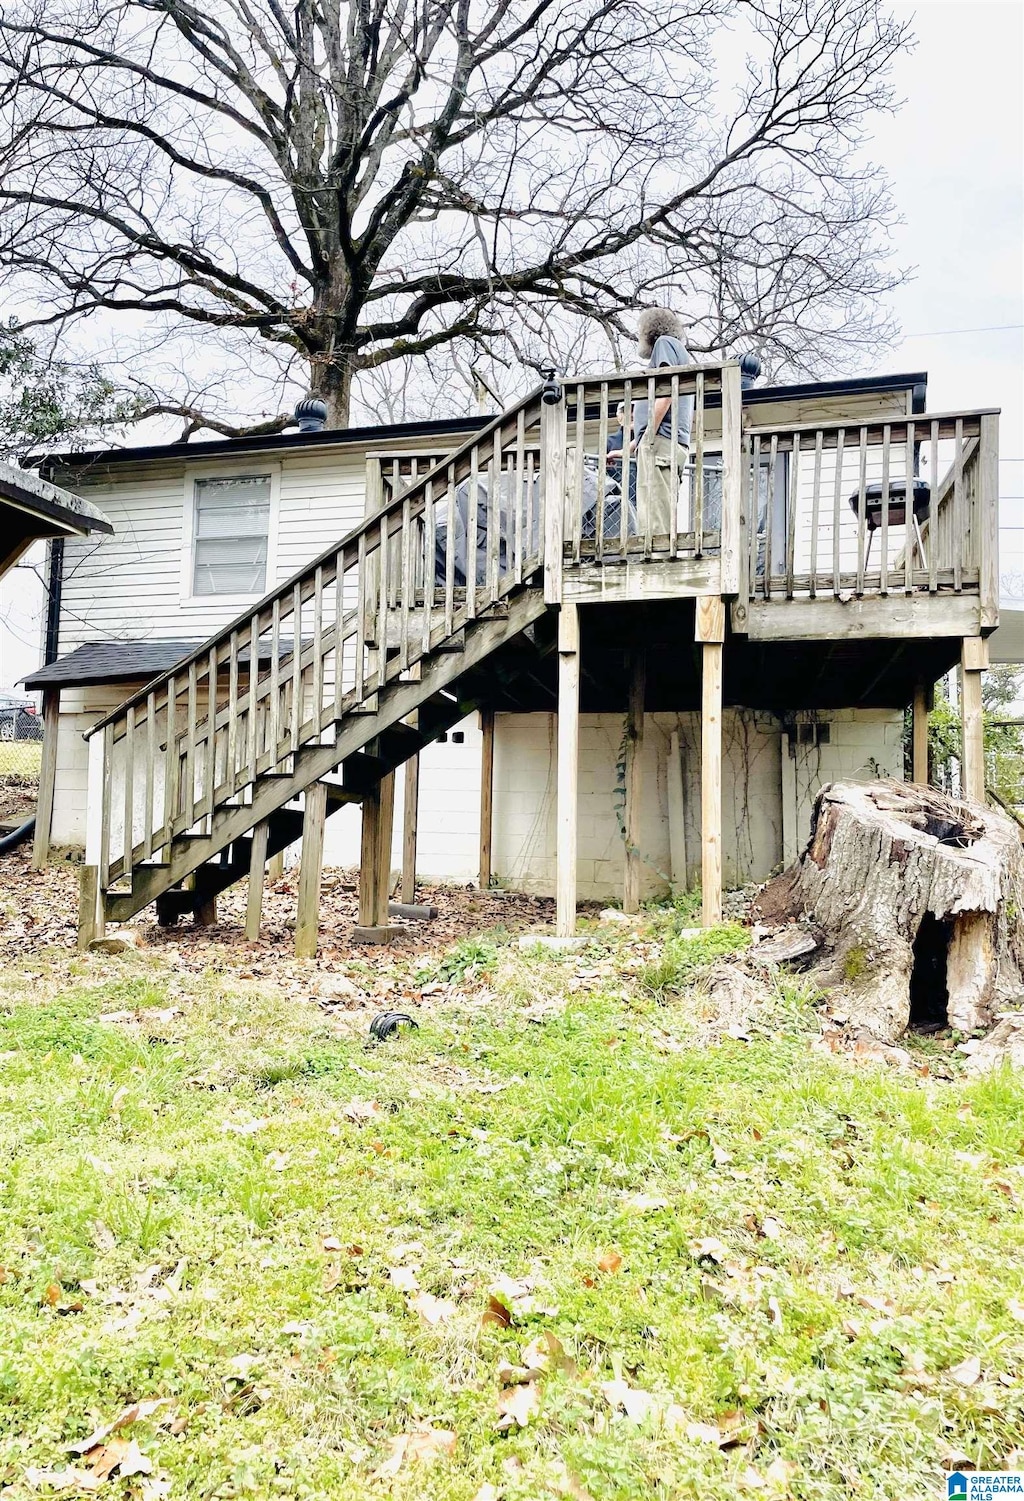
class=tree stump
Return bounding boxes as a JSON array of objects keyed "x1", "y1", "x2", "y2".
[{"x1": 753, "y1": 780, "x2": 1024, "y2": 1041}]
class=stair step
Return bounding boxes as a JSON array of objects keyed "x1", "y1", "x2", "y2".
[{"x1": 102, "y1": 585, "x2": 548, "y2": 924}]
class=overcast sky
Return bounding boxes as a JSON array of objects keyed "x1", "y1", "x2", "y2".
[{"x1": 1, "y1": 0, "x2": 1022, "y2": 691}]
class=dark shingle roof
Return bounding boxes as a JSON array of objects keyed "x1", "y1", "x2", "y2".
[
  {"x1": 22, "y1": 636, "x2": 311, "y2": 689},
  {"x1": 22, "y1": 640, "x2": 203, "y2": 688}
]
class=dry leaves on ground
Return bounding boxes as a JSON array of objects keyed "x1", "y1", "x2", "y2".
[
  {"x1": 410, "y1": 1290, "x2": 457, "y2": 1326},
  {"x1": 496, "y1": 1380, "x2": 541, "y2": 1431},
  {"x1": 370, "y1": 1427, "x2": 457, "y2": 1481}
]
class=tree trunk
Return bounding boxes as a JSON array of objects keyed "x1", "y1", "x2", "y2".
[
  {"x1": 311, "y1": 347, "x2": 354, "y2": 428},
  {"x1": 753, "y1": 779, "x2": 1024, "y2": 1041}
]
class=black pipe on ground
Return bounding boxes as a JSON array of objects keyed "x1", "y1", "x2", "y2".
[{"x1": 0, "y1": 817, "x2": 36, "y2": 855}]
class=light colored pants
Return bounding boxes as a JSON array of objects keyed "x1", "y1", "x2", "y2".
[{"x1": 637, "y1": 435, "x2": 688, "y2": 539}]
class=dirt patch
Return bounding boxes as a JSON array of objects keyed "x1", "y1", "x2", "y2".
[
  {"x1": 749, "y1": 866, "x2": 802, "y2": 927},
  {"x1": 0, "y1": 773, "x2": 37, "y2": 826},
  {"x1": 0, "y1": 846, "x2": 559, "y2": 977}
]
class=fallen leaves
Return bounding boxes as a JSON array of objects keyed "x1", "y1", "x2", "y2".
[
  {"x1": 410, "y1": 1290, "x2": 457, "y2": 1326},
  {"x1": 946, "y1": 1354, "x2": 983, "y2": 1387},
  {"x1": 596, "y1": 1249, "x2": 622, "y2": 1275},
  {"x1": 370, "y1": 1427, "x2": 457, "y2": 1480},
  {"x1": 20, "y1": 1398, "x2": 182, "y2": 1496},
  {"x1": 387, "y1": 1265, "x2": 420, "y2": 1294},
  {"x1": 66, "y1": 1399, "x2": 171, "y2": 1455},
  {"x1": 600, "y1": 1378, "x2": 658, "y2": 1423},
  {"x1": 496, "y1": 1380, "x2": 541, "y2": 1431}
]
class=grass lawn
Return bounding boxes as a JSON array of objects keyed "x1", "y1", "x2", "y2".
[{"x1": 0, "y1": 915, "x2": 1022, "y2": 1500}]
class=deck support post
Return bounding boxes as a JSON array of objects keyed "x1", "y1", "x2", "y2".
[
  {"x1": 376, "y1": 770, "x2": 396, "y2": 916},
  {"x1": 267, "y1": 850, "x2": 286, "y2": 882},
  {"x1": 960, "y1": 637, "x2": 988, "y2": 804},
  {"x1": 401, "y1": 754, "x2": 420, "y2": 905},
  {"x1": 357, "y1": 770, "x2": 397, "y2": 938},
  {"x1": 32, "y1": 686, "x2": 60, "y2": 870},
  {"x1": 556, "y1": 603, "x2": 580, "y2": 937},
  {"x1": 479, "y1": 708, "x2": 495, "y2": 888},
  {"x1": 623, "y1": 652, "x2": 646, "y2": 914},
  {"x1": 245, "y1": 819, "x2": 270, "y2": 941},
  {"x1": 295, "y1": 781, "x2": 327, "y2": 958},
  {"x1": 697, "y1": 598, "x2": 725, "y2": 928},
  {"x1": 911, "y1": 682, "x2": 930, "y2": 786},
  {"x1": 541, "y1": 390, "x2": 567, "y2": 605}
]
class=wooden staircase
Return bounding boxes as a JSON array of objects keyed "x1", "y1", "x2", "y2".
[
  {"x1": 79, "y1": 378, "x2": 563, "y2": 940},
  {"x1": 79, "y1": 360, "x2": 743, "y2": 945}
]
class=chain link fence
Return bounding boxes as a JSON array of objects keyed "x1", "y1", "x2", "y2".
[{"x1": 0, "y1": 702, "x2": 42, "y2": 829}]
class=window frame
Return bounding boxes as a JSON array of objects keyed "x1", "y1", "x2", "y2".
[{"x1": 180, "y1": 462, "x2": 281, "y2": 609}]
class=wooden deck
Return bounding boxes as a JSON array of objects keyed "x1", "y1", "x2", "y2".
[{"x1": 75, "y1": 362, "x2": 1000, "y2": 951}]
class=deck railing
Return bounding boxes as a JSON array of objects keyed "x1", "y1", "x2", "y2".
[{"x1": 739, "y1": 408, "x2": 999, "y2": 622}]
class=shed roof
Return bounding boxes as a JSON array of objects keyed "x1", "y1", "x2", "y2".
[
  {"x1": 0, "y1": 460, "x2": 113, "y2": 578},
  {"x1": 21, "y1": 639, "x2": 203, "y2": 689},
  {"x1": 21, "y1": 635, "x2": 310, "y2": 689}
]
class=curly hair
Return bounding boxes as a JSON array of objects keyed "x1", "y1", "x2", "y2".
[{"x1": 636, "y1": 306, "x2": 682, "y2": 360}]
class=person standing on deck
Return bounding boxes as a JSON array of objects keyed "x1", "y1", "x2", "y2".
[{"x1": 627, "y1": 307, "x2": 693, "y2": 538}]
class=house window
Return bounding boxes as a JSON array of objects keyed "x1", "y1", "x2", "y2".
[{"x1": 192, "y1": 475, "x2": 271, "y2": 596}]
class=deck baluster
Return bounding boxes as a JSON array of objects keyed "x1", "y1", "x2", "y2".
[
  {"x1": 808, "y1": 431, "x2": 823, "y2": 596},
  {"x1": 879, "y1": 426, "x2": 890, "y2": 596},
  {"x1": 692, "y1": 372, "x2": 704, "y2": 557}
]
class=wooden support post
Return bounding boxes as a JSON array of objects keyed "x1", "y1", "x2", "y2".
[
  {"x1": 375, "y1": 771, "x2": 396, "y2": 920},
  {"x1": 911, "y1": 682, "x2": 929, "y2": 786},
  {"x1": 358, "y1": 770, "x2": 396, "y2": 931},
  {"x1": 401, "y1": 754, "x2": 420, "y2": 905},
  {"x1": 479, "y1": 708, "x2": 494, "y2": 889},
  {"x1": 267, "y1": 850, "x2": 286, "y2": 882},
  {"x1": 623, "y1": 652, "x2": 646, "y2": 914},
  {"x1": 245, "y1": 819, "x2": 270, "y2": 941},
  {"x1": 358, "y1": 786, "x2": 381, "y2": 926},
  {"x1": 697, "y1": 598, "x2": 725, "y2": 928},
  {"x1": 78, "y1": 729, "x2": 106, "y2": 948},
  {"x1": 978, "y1": 411, "x2": 1000, "y2": 632},
  {"x1": 719, "y1": 362, "x2": 743, "y2": 596},
  {"x1": 541, "y1": 390, "x2": 567, "y2": 605},
  {"x1": 960, "y1": 637, "x2": 988, "y2": 804},
  {"x1": 667, "y1": 728, "x2": 687, "y2": 892},
  {"x1": 77, "y1": 865, "x2": 103, "y2": 950},
  {"x1": 556, "y1": 604, "x2": 580, "y2": 937},
  {"x1": 32, "y1": 686, "x2": 60, "y2": 870},
  {"x1": 295, "y1": 780, "x2": 327, "y2": 958}
]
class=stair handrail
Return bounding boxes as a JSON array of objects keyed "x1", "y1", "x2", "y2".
[
  {"x1": 89, "y1": 358, "x2": 741, "y2": 739},
  {"x1": 87, "y1": 378, "x2": 549, "y2": 739}
]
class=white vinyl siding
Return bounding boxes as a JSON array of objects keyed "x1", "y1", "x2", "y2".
[
  {"x1": 192, "y1": 475, "x2": 271, "y2": 596},
  {"x1": 52, "y1": 435, "x2": 464, "y2": 652}
]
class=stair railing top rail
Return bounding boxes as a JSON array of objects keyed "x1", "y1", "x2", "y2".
[
  {"x1": 87, "y1": 380, "x2": 550, "y2": 741},
  {"x1": 89, "y1": 358, "x2": 743, "y2": 741}
]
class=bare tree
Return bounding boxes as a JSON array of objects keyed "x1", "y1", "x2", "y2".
[{"x1": 0, "y1": 0, "x2": 908, "y2": 434}]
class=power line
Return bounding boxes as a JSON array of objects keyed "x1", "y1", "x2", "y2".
[{"x1": 899, "y1": 323, "x2": 1024, "y2": 338}]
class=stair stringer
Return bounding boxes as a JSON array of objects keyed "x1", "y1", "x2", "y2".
[{"x1": 106, "y1": 589, "x2": 547, "y2": 922}]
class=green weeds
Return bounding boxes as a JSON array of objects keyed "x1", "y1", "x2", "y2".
[{"x1": 0, "y1": 930, "x2": 1021, "y2": 1500}]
